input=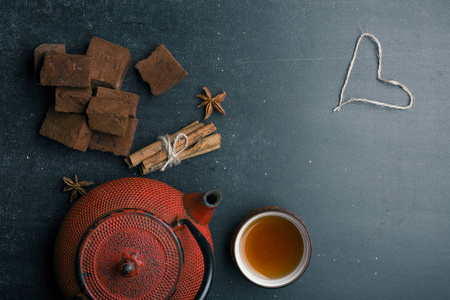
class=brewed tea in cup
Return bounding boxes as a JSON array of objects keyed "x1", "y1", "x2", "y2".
[{"x1": 232, "y1": 207, "x2": 312, "y2": 288}]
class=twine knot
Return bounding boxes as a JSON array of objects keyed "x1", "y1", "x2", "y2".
[{"x1": 159, "y1": 133, "x2": 188, "y2": 171}]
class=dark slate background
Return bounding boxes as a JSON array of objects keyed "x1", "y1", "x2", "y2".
[{"x1": 1, "y1": 0, "x2": 449, "y2": 299}]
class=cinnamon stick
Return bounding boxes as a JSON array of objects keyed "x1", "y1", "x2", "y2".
[
  {"x1": 181, "y1": 133, "x2": 221, "y2": 159},
  {"x1": 140, "y1": 133, "x2": 221, "y2": 175},
  {"x1": 183, "y1": 141, "x2": 221, "y2": 160},
  {"x1": 125, "y1": 121, "x2": 202, "y2": 168},
  {"x1": 141, "y1": 122, "x2": 217, "y2": 170}
]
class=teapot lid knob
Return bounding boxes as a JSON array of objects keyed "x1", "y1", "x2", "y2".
[{"x1": 118, "y1": 252, "x2": 143, "y2": 277}]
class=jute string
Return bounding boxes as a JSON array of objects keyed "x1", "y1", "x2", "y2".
[
  {"x1": 159, "y1": 133, "x2": 188, "y2": 171},
  {"x1": 333, "y1": 33, "x2": 414, "y2": 112}
]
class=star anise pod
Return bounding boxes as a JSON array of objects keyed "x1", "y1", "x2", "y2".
[
  {"x1": 63, "y1": 175, "x2": 94, "y2": 203},
  {"x1": 196, "y1": 87, "x2": 226, "y2": 120}
]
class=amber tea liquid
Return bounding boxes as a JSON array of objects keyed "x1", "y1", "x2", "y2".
[{"x1": 240, "y1": 215, "x2": 304, "y2": 279}]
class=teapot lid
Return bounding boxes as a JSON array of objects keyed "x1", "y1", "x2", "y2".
[{"x1": 76, "y1": 209, "x2": 183, "y2": 299}]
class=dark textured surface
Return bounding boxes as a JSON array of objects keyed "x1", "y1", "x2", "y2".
[{"x1": 1, "y1": 0, "x2": 449, "y2": 299}]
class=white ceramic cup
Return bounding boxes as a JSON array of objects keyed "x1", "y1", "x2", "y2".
[{"x1": 231, "y1": 207, "x2": 312, "y2": 288}]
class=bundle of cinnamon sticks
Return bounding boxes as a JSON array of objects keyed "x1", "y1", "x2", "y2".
[{"x1": 125, "y1": 121, "x2": 221, "y2": 174}]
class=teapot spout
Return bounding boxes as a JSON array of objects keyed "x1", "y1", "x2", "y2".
[{"x1": 183, "y1": 190, "x2": 222, "y2": 225}]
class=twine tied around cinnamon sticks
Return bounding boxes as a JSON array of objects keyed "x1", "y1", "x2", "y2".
[
  {"x1": 125, "y1": 120, "x2": 221, "y2": 174},
  {"x1": 159, "y1": 133, "x2": 188, "y2": 171}
]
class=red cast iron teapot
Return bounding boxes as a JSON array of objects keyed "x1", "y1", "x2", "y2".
[{"x1": 54, "y1": 177, "x2": 222, "y2": 300}]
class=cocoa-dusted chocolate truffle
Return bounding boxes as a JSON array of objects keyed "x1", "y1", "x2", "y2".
[
  {"x1": 34, "y1": 44, "x2": 66, "y2": 85},
  {"x1": 135, "y1": 45, "x2": 188, "y2": 96},
  {"x1": 39, "y1": 107, "x2": 92, "y2": 152},
  {"x1": 55, "y1": 87, "x2": 93, "y2": 113},
  {"x1": 86, "y1": 37, "x2": 131, "y2": 90},
  {"x1": 95, "y1": 87, "x2": 140, "y2": 117},
  {"x1": 86, "y1": 97, "x2": 129, "y2": 136},
  {"x1": 40, "y1": 54, "x2": 91, "y2": 88},
  {"x1": 89, "y1": 118, "x2": 138, "y2": 156}
]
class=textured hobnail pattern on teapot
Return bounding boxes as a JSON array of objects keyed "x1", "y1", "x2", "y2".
[
  {"x1": 78, "y1": 210, "x2": 183, "y2": 299},
  {"x1": 54, "y1": 177, "x2": 213, "y2": 300}
]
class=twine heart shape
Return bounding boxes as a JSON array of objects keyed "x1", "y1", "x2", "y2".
[{"x1": 333, "y1": 33, "x2": 414, "y2": 112}]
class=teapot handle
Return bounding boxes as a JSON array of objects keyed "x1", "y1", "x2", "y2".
[{"x1": 177, "y1": 219, "x2": 214, "y2": 300}]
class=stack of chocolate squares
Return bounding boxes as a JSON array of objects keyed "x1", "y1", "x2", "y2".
[{"x1": 37, "y1": 37, "x2": 139, "y2": 156}]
